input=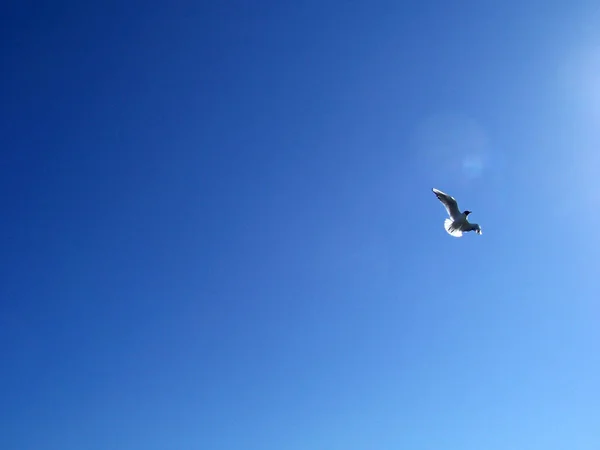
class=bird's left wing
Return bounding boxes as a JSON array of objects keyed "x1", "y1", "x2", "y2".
[{"x1": 432, "y1": 188, "x2": 461, "y2": 220}]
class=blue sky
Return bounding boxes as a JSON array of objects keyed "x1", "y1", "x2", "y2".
[{"x1": 1, "y1": 2, "x2": 599, "y2": 449}]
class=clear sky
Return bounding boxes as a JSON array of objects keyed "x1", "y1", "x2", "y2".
[{"x1": 1, "y1": 2, "x2": 599, "y2": 449}]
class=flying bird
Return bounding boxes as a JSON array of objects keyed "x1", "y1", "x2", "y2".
[{"x1": 432, "y1": 188, "x2": 482, "y2": 237}]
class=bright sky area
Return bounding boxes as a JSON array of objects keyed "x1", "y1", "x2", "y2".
[{"x1": 1, "y1": 2, "x2": 599, "y2": 449}]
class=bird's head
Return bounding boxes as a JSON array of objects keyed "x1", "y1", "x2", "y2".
[{"x1": 463, "y1": 210, "x2": 472, "y2": 216}]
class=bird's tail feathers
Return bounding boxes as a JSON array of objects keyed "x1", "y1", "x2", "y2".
[{"x1": 444, "y1": 218, "x2": 463, "y2": 237}]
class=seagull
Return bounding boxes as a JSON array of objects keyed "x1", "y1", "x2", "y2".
[{"x1": 432, "y1": 188, "x2": 482, "y2": 237}]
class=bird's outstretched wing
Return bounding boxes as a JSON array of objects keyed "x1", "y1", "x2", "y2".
[
  {"x1": 465, "y1": 222, "x2": 482, "y2": 235},
  {"x1": 432, "y1": 188, "x2": 461, "y2": 220}
]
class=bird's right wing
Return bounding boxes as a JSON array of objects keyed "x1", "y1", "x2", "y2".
[
  {"x1": 432, "y1": 188, "x2": 461, "y2": 220},
  {"x1": 465, "y1": 222, "x2": 482, "y2": 235}
]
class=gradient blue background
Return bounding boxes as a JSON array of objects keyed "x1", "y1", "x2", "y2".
[{"x1": 2, "y1": 2, "x2": 599, "y2": 449}]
